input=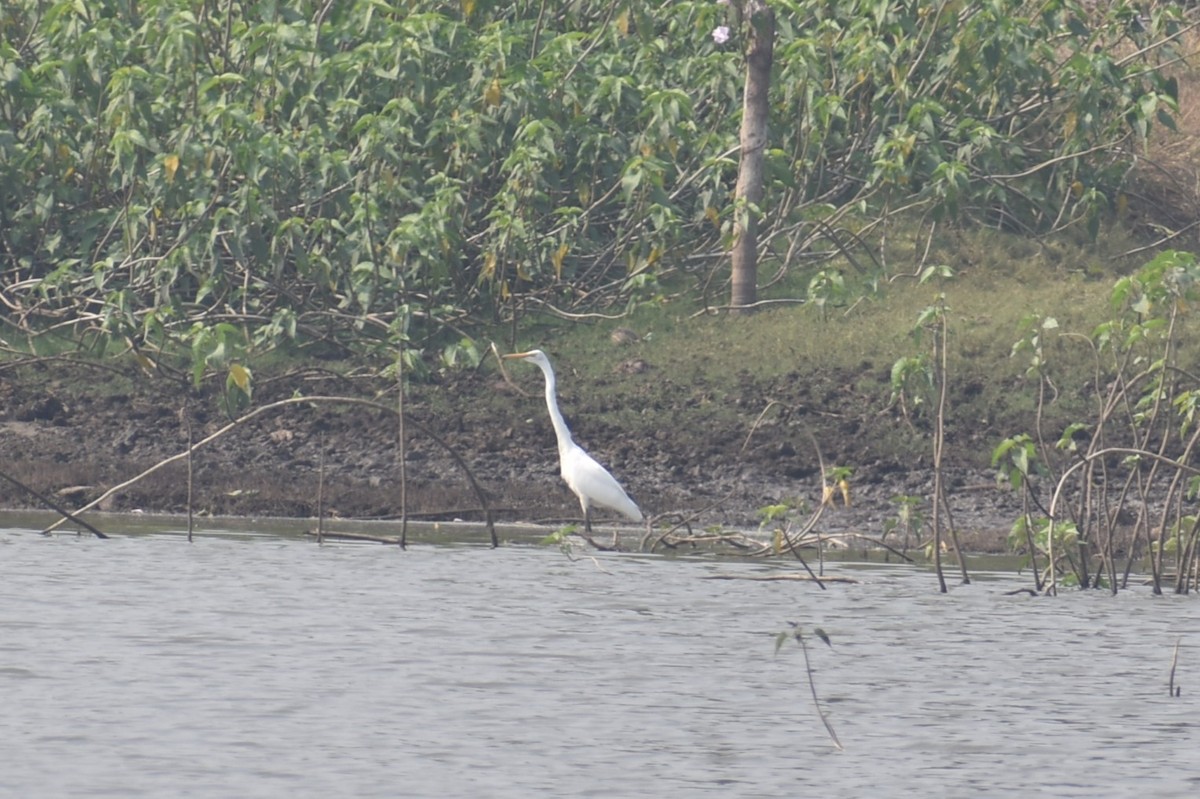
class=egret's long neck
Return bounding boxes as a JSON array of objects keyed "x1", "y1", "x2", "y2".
[{"x1": 537, "y1": 360, "x2": 575, "y2": 458}]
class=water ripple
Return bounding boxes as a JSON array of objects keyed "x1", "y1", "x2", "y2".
[{"x1": 0, "y1": 528, "x2": 1195, "y2": 797}]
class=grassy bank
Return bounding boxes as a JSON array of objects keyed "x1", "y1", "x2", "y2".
[{"x1": 486, "y1": 225, "x2": 1155, "y2": 477}]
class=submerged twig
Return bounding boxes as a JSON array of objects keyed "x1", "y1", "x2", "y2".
[
  {"x1": 1169, "y1": 637, "x2": 1182, "y2": 698},
  {"x1": 778, "y1": 622, "x2": 844, "y2": 751}
]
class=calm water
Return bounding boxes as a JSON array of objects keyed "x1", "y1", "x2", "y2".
[{"x1": 2, "y1": 516, "x2": 1198, "y2": 798}]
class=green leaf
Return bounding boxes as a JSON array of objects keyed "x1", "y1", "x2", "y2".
[{"x1": 1012, "y1": 447, "x2": 1028, "y2": 477}]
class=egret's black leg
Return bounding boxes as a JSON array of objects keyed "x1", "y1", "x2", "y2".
[{"x1": 578, "y1": 506, "x2": 599, "y2": 549}]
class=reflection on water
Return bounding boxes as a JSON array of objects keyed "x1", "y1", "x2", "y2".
[{"x1": 1, "y1": 516, "x2": 1197, "y2": 798}]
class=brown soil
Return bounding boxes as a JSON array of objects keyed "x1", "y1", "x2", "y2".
[{"x1": 0, "y1": 357, "x2": 1024, "y2": 552}]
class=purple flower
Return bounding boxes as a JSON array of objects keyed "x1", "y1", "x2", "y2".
[{"x1": 712, "y1": 25, "x2": 730, "y2": 44}]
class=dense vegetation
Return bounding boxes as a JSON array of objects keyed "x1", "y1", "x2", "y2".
[{"x1": 0, "y1": 0, "x2": 1189, "y2": 379}]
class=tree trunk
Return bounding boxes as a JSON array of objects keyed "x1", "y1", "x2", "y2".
[{"x1": 729, "y1": 3, "x2": 774, "y2": 313}]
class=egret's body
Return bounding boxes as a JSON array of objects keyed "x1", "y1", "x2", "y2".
[{"x1": 503, "y1": 349, "x2": 643, "y2": 532}]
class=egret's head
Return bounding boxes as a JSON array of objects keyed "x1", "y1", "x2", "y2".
[{"x1": 502, "y1": 349, "x2": 550, "y2": 369}]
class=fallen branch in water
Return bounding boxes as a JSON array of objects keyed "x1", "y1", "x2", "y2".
[
  {"x1": 704, "y1": 573, "x2": 858, "y2": 583},
  {"x1": 303, "y1": 529, "x2": 402, "y2": 545}
]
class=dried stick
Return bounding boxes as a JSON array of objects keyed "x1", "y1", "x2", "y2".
[
  {"x1": 316, "y1": 433, "x2": 326, "y2": 545},
  {"x1": 777, "y1": 434, "x2": 831, "y2": 588},
  {"x1": 186, "y1": 413, "x2": 194, "y2": 543},
  {"x1": 397, "y1": 346, "x2": 408, "y2": 550}
]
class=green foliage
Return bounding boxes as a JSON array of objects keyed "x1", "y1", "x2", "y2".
[
  {"x1": 0, "y1": 0, "x2": 1185, "y2": 377},
  {"x1": 539, "y1": 526, "x2": 573, "y2": 548},
  {"x1": 755, "y1": 495, "x2": 817, "y2": 556},
  {"x1": 758, "y1": 502, "x2": 793, "y2": 524},
  {"x1": 889, "y1": 275, "x2": 953, "y2": 417},
  {"x1": 756, "y1": 493, "x2": 816, "y2": 525},
  {"x1": 1010, "y1": 314, "x2": 1059, "y2": 378},
  {"x1": 993, "y1": 249, "x2": 1200, "y2": 592},
  {"x1": 774, "y1": 0, "x2": 1183, "y2": 231},
  {"x1": 881, "y1": 493, "x2": 924, "y2": 547},
  {"x1": 806, "y1": 268, "x2": 848, "y2": 318},
  {"x1": 1109, "y1": 250, "x2": 1200, "y2": 321},
  {"x1": 1007, "y1": 516, "x2": 1079, "y2": 581},
  {"x1": 992, "y1": 433, "x2": 1042, "y2": 489},
  {"x1": 187, "y1": 322, "x2": 243, "y2": 386},
  {"x1": 824, "y1": 464, "x2": 853, "y2": 486},
  {"x1": 889, "y1": 353, "x2": 932, "y2": 413}
]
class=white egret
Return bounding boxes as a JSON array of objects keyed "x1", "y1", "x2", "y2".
[{"x1": 503, "y1": 349, "x2": 643, "y2": 533}]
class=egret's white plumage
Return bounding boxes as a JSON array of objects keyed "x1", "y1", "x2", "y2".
[{"x1": 503, "y1": 349, "x2": 643, "y2": 531}]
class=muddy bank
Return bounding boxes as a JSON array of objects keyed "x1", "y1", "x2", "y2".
[{"x1": 0, "y1": 360, "x2": 1024, "y2": 552}]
